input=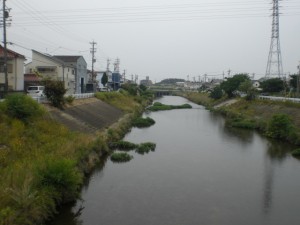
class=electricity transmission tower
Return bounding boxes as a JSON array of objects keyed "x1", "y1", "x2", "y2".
[{"x1": 265, "y1": 0, "x2": 283, "y2": 79}]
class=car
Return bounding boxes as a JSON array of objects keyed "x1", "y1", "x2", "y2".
[{"x1": 26, "y1": 86, "x2": 45, "y2": 97}]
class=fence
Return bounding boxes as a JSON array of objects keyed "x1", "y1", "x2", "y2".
[
  {"x1": 30, "y1": 93, "x2": 95, "y2": 103},
  {"x1": 258, "y1": 95, "x2": 300, "y2": 103}
]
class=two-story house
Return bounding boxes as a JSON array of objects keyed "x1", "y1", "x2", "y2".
[
  {"x1": 0, "y1": 45, "x2": 26, "y2": 92},
  {"x1": 25, "y1": 50, "x2": 76, "y2": 95},
  {"x1": 53, "y1": 56, "x2": 87, "y2": 94}
]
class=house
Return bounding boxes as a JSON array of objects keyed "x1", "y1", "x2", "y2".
[
  {"x1": 0, "y1": 45, "x2": 26, "y2": 92},
  {"x1": 54, "y1": 55, "x2": 88, "y2": 94},
  {"x1": 25, "y1": 50, "x2": 76, "y2": 94}
]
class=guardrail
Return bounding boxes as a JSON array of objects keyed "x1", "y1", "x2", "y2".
[
  {"x1": 258, "y1": 95, "x2": 300, "y2": 103},
  {"x1": 67, "y1": 93, "x2": 95, "y2": 99}
]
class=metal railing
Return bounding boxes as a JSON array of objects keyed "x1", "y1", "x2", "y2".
[
  {"x1": 258, "y1": 95, "x2": 300, "y2": 103},
  {"x1": 67, "y1": 93, "x2": 95, "y2": 99}
]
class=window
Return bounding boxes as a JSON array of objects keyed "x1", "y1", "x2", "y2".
[
  {"x1": 72, "y1": 69, "x2": 75, "y2": 75},
  {"x1": 0, "y1": 63, "x2": 13, "y2": 73},
  {"x1": 37, "y1": 67, "x2": 55, "y2": 73}
]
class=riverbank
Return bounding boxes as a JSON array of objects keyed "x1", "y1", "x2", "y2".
[
  {"x1": 183, "y1": 92, "x2": 300, "y2": 146},
  {"x1": 0, "y1": 91, "x2": 151, "y2": 225}
]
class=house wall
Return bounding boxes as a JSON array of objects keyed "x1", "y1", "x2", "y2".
[
  {"x1": 75, "y1": 57, "x2": 87, "y2": 94},
  {"x1": 26, "y1": 51, "x2": 75, "y2": 94},
  {"x1": 0, "y1": 57, "x2": 25, "y2": 91}
]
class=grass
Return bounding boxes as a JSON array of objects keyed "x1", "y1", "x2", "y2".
[
  {"x1": 109, "y1": 140, "x2": 138, "y2": 151},
  {"x1": 148, "y1": 102, "x2": 192, "y2": 111},
  {"x1": 0, "y1": 91, "x2": 154, "y2": 225},
  {"x1": 291, "y1": 148, "x2": 300, "y2": 157},
  {"x1": 110, "y1": 152, "x2": 133, "y2": 163},
  {"x1": 136, "y1": 142, "x2": 156, "y2": 155},
  {"x1": 132, "y1": 117, "x2": 155, "y2": 128}
]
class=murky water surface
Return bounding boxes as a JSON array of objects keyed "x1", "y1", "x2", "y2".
[{"x1": 50, "y1": 96, "x2": 300, "y2": 225}]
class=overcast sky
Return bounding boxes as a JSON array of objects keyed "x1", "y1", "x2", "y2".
[{"x1": 3, "y1": 0, "x2": 300, "y2": 82}]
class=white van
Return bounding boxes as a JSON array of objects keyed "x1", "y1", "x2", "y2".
[{"x1": 27, "y1": 86, "x2": 45, "y2": 97}]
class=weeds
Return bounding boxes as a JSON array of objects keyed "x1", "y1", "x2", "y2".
[{"x1": 110, "y1": 152, "x2": 133, "y2": 163}]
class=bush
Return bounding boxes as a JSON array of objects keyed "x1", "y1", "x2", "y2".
[
  {"x1": 136, "y1": 142, "x2": 156, "y2": 155},
  {"x1": 132, "y1": 117, "x2": 155, "y2": 128},
  {"x1": 4, "y1": 93, "x2": 45, "y2": 122},
  {"x1": 291, "y1": 148, "x2": 300, "y2": 157},
  {"x1": 64, "y1": 95, "x2": 75, "y2": 104},
  {"x1": 109, "y1": 140, "x2": 138, "y2": 151},
  {"x1": 110, "y1": 152, "x2": 133, "y2": 162},
  {"x1": 36, "y1": 159, "x2": 83, "y2": 203},
  {"x1": 209, "y1": 86, "x2": 223, "y2": 99},
  {"x1": 43, "y1": 79, "x2": 67, "y2": 108},
  {"x1": 266, "y1": 114, "x2": 294, "y2": 139}
]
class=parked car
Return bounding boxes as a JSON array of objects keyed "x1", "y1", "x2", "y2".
[{"x1": 26, "y1": 86, "x2": 45, "y2": 97}]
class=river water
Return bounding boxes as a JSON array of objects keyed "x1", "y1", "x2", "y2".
[{"x1": 50, "y1": 96, "x2": 300, "y2": 225}]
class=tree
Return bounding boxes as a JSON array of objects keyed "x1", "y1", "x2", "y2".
[
  {"x1": 43, "y1": 79, "x2": 67, "y2": 108},
  {"x1": 260, "y1": 78, "x2": 284, "y2": 93},
  {"x1": 238, "y1": 80, "x2": 257, "y2": 101},
  {"x1": 209, "y1": 86, "x2": 223, "y2": 99},
  {"x1": 101, "y1": 72, "x2": 108, "y2": 87},
  {"x1": 289, "y1": 74, "x2": 298, "y2": 90},
  {"x1": 220, "y1": 74, "x2": 250, "y2": 97}
]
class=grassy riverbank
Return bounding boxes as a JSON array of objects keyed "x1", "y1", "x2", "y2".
[
  {"x1": 182, "y1": 92, "x2": 300, "y2": 146},
  {"x1": 0, "y1": 90, "x2": 151, "y2": 225}
]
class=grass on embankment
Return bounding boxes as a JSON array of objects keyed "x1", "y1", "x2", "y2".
[
  {"x1": 0, "y1": 91, "x2": 151, "y2": 225},
  {"x1": 216, "y1": 98, "x2": 300, "y2": 145}
]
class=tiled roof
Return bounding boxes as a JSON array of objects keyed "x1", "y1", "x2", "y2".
[{"x1": 0, "y1": 45, "x2": 26, "y2": 59}]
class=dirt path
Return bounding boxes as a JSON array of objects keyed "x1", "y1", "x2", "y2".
[{"x1": 213, "y1": 99, "x2": 239, "y2": 109}]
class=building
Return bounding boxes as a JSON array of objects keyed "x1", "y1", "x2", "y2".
[
  {"x1": 0, "y1": 45, "x2": 26, "y2": 92},
  {"x1": 25, "y1": 50, "x2": 76, "y2": 94},
  {"x1": 53, "y1": 56, "x2": 88, "y2": 94},
  {"x1": 140, "y1": 76, "x2": 153, "y2": 86}
]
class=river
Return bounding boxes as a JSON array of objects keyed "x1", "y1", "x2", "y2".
[{"x1": 49, "y1": 96, "x2": 300, "y2": 225}]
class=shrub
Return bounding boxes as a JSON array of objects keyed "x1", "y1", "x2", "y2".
[
  {"x1": 109, "y1": 140, "x2": 138, "y2": 151},
  {"x1": 4, "y1": 93, "x2": 45, "y2": 122},
  {"x1": 35, "y1": 159, "x2": 83, "y2": 203},
  {"x1": 64, "y1": 95, "x2": 75, "y2": 104},
  {"x1": 209, "y1": 86, "x2": 223, "y2": 99},
  {"x1": 110, "y1": 152, "x2": 133, "y2": 162},
  {"x1": 132, "y1": 117, "x2": 155, "y2": 128},
  {"x1": 148, "y1": 102, "x2": 192, "y2": 111},
  {"x1": 266, "y1": 114, "x2": 294, "y2": 139},
  {"x1": 43, "y1": 79, "x2": 67, "y2": 108},
  {"x1": 291, "y1": 148, "x2": 300, "y2": 157},
  {"x1": 136, "y1": 142, "x2": 156, "y2": 155}
]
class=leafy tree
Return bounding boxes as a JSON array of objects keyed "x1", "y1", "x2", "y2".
[
  {"x1": 289, "y1": 74, "x2": 299, "y2": 90},
  {"x1": 220, "y1": 74, "x2": 250, "y2": 97},
  {"x1": 43, "y1": 79, "x2": 67, "y2": 108},
  {"x1": 260, "y1": 78, "x2": 284, "y2": 93},
  {"x1": 238, "y1": 80, "x2": 257, "y2": 100},
  {"x1": 101, "y1": 72, "x2": 108, "y2": 87},
  {"x1": 209, "y1": 86, "x2": 223, "y2": 99}
]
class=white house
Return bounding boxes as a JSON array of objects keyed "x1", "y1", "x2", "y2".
[
  {"x1": 0, "y1": 45, "x2": 26, "y2": 92},
  {"x1": 25, "y1": 50, "x2": 76, "y2": 94}
]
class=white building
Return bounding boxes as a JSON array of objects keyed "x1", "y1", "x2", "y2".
[
  {"x1": 0, "y1": 45, "x2": 26, "y2": 92},
  {"x1": 25, "y1": 50, "x2": 76, "y2": 94}
]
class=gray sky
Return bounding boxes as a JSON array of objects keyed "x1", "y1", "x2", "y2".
[{"x1": 4, "y1": 0, "x2": 300, "y2": 82}]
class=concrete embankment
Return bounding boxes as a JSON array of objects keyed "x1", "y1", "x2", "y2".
[{"x1": 45, "y1": 97, "x2": 124, "y2": 133}]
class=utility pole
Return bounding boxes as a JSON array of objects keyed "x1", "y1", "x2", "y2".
[
  {"x1": 297, "y1": 62, "x2": 300, "y2": 98},
  {"x1": 265, "y1": 0, "x2": 283, "y2": 79},
  {"x1": 123, "y1": 69, "x2": 126, "y2": 83},
  {"x1": 90, "y1": 41, "x2": 97, "y2": 82},
  {"x1": 2, "y1": 0, "x2": 8, "y2": 94}
]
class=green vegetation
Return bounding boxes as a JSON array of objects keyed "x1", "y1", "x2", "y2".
[
  {"x1": 260, "y1": 78, "x2": 285, "y2": 93},
  {"x1": 132, "y1": 117, "x2": 155, "y2": 128},
  {"x1": 291, "y1": 148, "x2": 300, "y2": 157},
  {"x1": 220, "y1": 74, "x2": 250, "y2": 97},
  {"x1": 209, "y1": 86, "x2": 223, "y2": 100},
  {"x1": 0, "y1": 89, "x2": 154, "y2": 225},
  {"x1": 216, "y1": 99, "x2": 300, "y2": 145},
  {"x1": 110, "y1": 152, "x2": 133, "y2": 163},
  {"x1": 109, "y1": 140, "x2": 138, "y2": 151},
  {"x1": 148, "y1": 102, "x2": 192, "y2": 111},
  {"x1": 43, "y1": 79, "x2": 67, "y2": 108},
  {"x1": 3, "y1": 93, "x2": 45, "y2": 122},
  {"x1": 64, "y1": 95, "x2": 75, "y2": 104},
  {"x1": 136, "y1": 142, "x2": 156, "y2": 155},
  {"x1": 101, "y1": 72, "x2": 108, "y2": 87}
]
